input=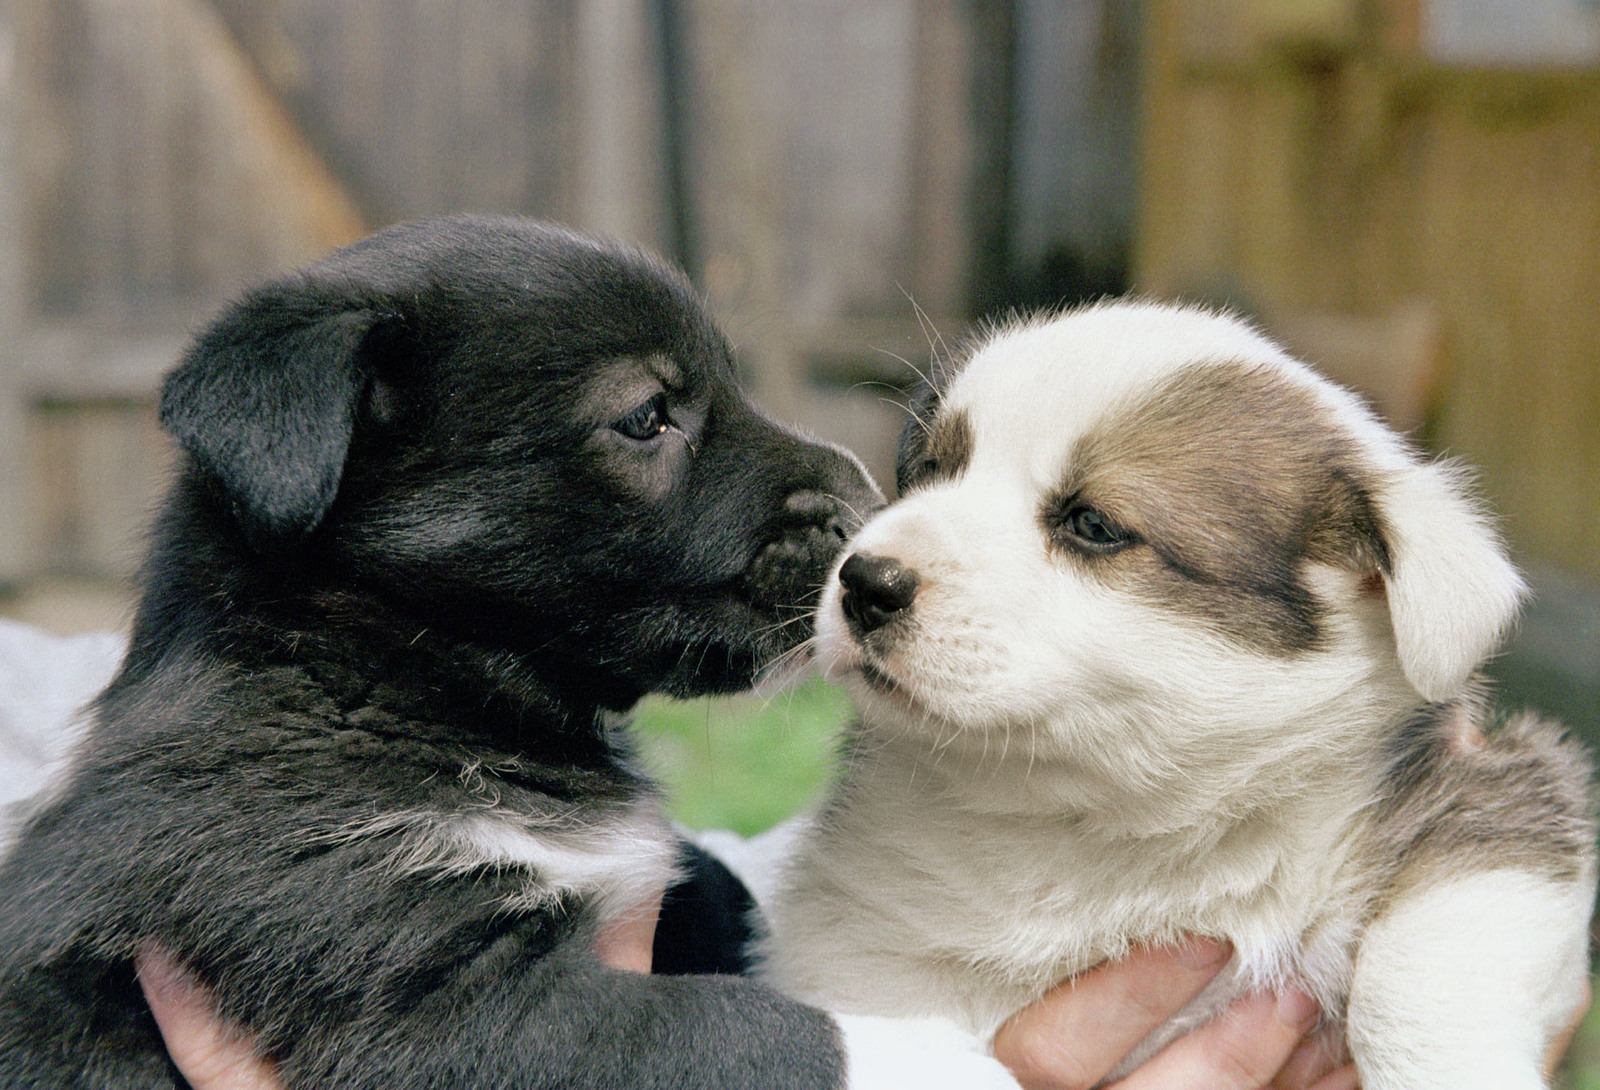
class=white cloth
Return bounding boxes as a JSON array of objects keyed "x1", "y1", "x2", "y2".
[{"x1": 0, "y1": 620, "x2": 122, "y2": 850}]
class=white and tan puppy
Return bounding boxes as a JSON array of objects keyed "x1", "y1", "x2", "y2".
[{"x1": 760, "y1": 301, "x2": 1596, "y2": 1089}]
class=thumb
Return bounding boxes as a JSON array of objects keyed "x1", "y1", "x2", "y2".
[
  {"x1": 135, "y1": 941, "x2": 283, "y2": 1090},
  {"x1": 594, "y1": 888, "x2": 664, "y2": 974}
]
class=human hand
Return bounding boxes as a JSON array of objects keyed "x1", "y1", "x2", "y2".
[
  {"x1": 992, "y1": 938, "x2": 1356, "y2": 1090},
  {"x1": 141, "y1": 925, "x2": 1327, "y2": 1090},
  {"x1": 137, "y1": 926, "x2": 1591, "y2": 1090},
  {"x1": 136, "y1": 888, "x2": 663, "y2": 1090},
  {"x1": 136, "y1": 942, "x2": 281, "y2": 1090}
]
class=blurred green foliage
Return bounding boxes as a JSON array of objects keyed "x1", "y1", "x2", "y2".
[
  {"x1": 629, "y1": 674, "x2": 852, "y2": 836},
  {"x1": 1562, "y1": 999, "x2": 1600, "y2": 1090}
]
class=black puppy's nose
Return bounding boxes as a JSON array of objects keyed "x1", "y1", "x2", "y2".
[
  {"x1": 782, "y1": 490, "x2": 854, "y2": 542},
  {"x1": 745, "y1": 490, "x2": 873, "y2": 610},
  {"x1": 839, "y1": 552, "x2": 920, "y2": 635}
]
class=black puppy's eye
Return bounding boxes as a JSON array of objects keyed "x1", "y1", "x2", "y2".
[
  {"x1": 1055, "y1": 504, "x2": 1135, "y2": 553},
  {"x1": 613, "y1": 393, "x2": 671, "y2": 441}
]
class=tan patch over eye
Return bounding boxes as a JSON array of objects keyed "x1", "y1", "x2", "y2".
[
  {"x1": 902, "y1": 408, "x2": 973, "y2": 491},
  {"x1": 1055, "y1": 360, "x2": 1392, "y2": 655}
]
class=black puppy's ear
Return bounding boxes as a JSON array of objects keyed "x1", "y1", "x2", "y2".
[{"x1": 160, "y1": 286, "x2": 387, "y2": 548}]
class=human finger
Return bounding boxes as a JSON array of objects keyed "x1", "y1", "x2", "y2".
[
  {"x1": 991, "y1": 937, "x2": 1232, "y2": 1089},
  {"x1": 1269, "y1": 1026, "x2": 1346, "y2": 1089},
  {"x1": 594, "y1": 888, "x2": 664, "y2": 974},
  {"x1": 1304, "y1": 1064, "x2": 1359, "y2": 1090},
  {"x1": 1108, "y1": 988, "x2": 1321, "y2": 1090},
  {"x1": 135, "y1": 941, "x2": 283, "y2": 1090}
]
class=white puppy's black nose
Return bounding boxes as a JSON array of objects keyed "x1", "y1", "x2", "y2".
[{"x1": 839, "y1": 552, "x2": 920, "y2": 635}]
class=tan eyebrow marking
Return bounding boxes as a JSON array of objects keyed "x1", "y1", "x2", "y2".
[
  {"x1": 926, "y1": 408, "x2": 973, "y2": 478},
  {"x1": 1049, "y1": 359, "x2": 1390, "y2": 655},
  {"x1": 902, "y1": 407, "x2": 974, "y2": 492}
]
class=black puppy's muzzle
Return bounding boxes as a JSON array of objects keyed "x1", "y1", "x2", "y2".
[
  {"x1": 839, "y1": 551, "x2": 920, "y2": 637},
  {"x1": 744, "y1": 490, "x2": 862, "y2": 610}
]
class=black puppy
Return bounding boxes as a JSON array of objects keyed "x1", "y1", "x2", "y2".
[{"x1": 0, "y1": 216, "x2": 884, "y2": 1088}]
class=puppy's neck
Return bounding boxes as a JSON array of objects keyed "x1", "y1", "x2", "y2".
[
  {"x1": 846, "y1": 670, "x2": 1417, "y2": 845},
  {"x1": 854, "y1": 728, "x2": 1376, "y2": 854},
  {"x1": 779, "y1": 703, "x2": 1391, "y2": 1031}
]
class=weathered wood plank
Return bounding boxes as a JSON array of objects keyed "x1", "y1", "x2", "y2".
[
  {"x1": 14, "y1": 0, "x2": 364, "y2": 318},
  {"x1": 0, "y1": 0, "x2": 30, "y2": 580},
  {"x1": 212, "y1": 0, "x2": 577, "y2": 225},
  {"x1": 22, "y1": 400, "x2": 171, "y2": 581},
  {"x1": 1138, "y1": 4, "x2": 1600, "y2": 579}
]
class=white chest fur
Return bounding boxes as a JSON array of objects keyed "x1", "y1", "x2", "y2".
[
  {"x1": 759, "y1": 726, "x2": 1595, "y2": 1090},
  {"x1": 758, "y1": 740, "x2": 1377, "y2": 1044},
  {"x1": 311, "y1": 795, "x2": 680, "y2": 925}
]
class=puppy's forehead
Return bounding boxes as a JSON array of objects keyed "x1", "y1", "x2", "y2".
[
  {"x1": 945, "y1": 304, "x2": 1297, "y2": 473},
  {"x1": 926, "y1": 302, "x2": 1394, "y2": 655}
]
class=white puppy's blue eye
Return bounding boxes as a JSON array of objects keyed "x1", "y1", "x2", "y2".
[
  {"x1": 1061, "y1": 505, "x2": 1133, "y2": 551},
  {"x1": 614, "y1": 393, "x2": 671, "y2": 441}
]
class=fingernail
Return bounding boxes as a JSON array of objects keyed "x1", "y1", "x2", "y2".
[
  {"x1": 1275, "y1": 986, "x2": 1320, "y2": 1030},
  {"x1": 1174, "y1": 936, "x2": 1231, "y2": 970}
]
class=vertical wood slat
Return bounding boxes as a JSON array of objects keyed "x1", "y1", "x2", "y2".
[
  {"x1": 14, "y1": 0, "x2": 365, "y2": 319},
  {"x1": 224, "y1": 0, "x2": 576, "y2": 226},
  {"x1": 571, "y1": 0, "x2": 668, "y2": 249},
  {"x1": 1416, "y1": 80, "x2": 1600, "y2": 569},
  {"x1": 0, "y1": 0, "x2": 30, "y2": 579},
  {"x1": 22, "y1": 401, "x2": 173, "y2": 580},
  {"x1": 908, "y1": 0, "x2": 974, "y2": 318}
]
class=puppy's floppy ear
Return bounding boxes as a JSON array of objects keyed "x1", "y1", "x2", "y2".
[
  {"x1": 1370, "y1": 458, "x2": 1527, "y2": 702},
  {"x1": 160, "y1": 282, "x2": 389, "y2": 549}
]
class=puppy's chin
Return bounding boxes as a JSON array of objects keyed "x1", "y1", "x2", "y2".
[{"x1": 814, "y1": 596, "x2": 940, "y2": 728}]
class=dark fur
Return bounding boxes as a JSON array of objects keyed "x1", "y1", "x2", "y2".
[
  {"x1": 0, "y1": 215, "x2": 880, "y2": 1089},
  {"x1": 1367, "y1": 702, "x2": 1597, "y2": 899},
  {"x1": 653, "y1": 844, "x2": 760, "y2": 977}
]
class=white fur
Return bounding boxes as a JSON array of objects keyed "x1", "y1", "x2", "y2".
[
  {"x1": 1375, "y1": 461, "x2": 1527, "y2": 700},
  {"x1": 445, "y1": 808, "x2": 680, "y2": 920},
  {"x1": 759, "y1": 302, "x2": 1586, "y2": 1087},
  {"x1": 309, "y1": 796, "x2": 680, "y2": 925},
  {"x1": 0, "y1": 621, "x2": 124, "y2": 857},
  {"x1": 1348, "y1": 868, "x2": 1595, "y2": 1089}
]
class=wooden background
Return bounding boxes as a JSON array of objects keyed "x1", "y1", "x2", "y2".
[
  {"x1": 1139, "y1": 0, "x2": 1600, "y2": 584},
  {"x1": 0, "y1": 0, "x2": 1593, "y2": 626}
]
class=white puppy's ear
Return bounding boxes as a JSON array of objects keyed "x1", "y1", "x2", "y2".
[{"x1": 1373, "y1": 458, "x2": 1526, "y2": 702}]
